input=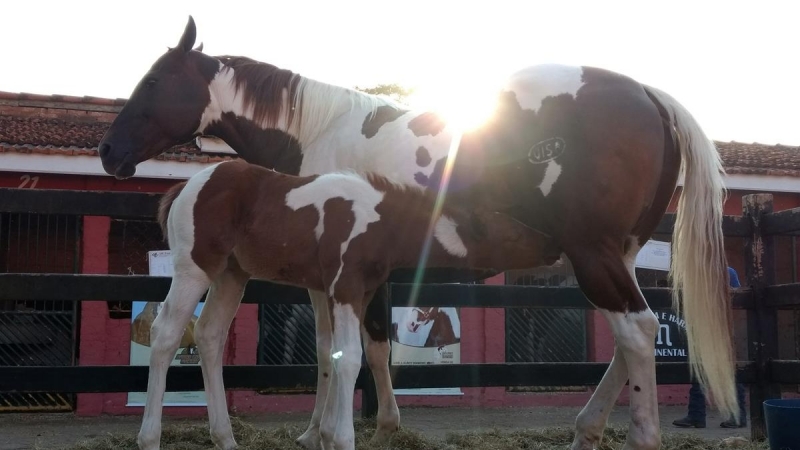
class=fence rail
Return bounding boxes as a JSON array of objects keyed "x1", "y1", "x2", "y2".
[{"x1": 1, "y1": 187, "x2": 800, "y2": 441}]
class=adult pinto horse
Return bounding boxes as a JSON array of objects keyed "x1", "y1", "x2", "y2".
[{"x1": 99, "y1": 17, "x2": 737, "y2": 450}]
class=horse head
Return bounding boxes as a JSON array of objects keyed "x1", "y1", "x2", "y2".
[
  {"x1": 98, "y1": 16, "x2": 219, "y2": 179},
  {"x1": 405, "y1": 307, "x2": 436, "y2": 332}
]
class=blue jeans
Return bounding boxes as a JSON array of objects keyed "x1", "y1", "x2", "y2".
[{"x1": 687, "y1": 380, "x2": 748, "y2": 421}]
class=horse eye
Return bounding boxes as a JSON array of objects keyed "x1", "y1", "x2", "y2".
[{"x1": 144, "y1": 79, "x2": 157, "y2": 88}]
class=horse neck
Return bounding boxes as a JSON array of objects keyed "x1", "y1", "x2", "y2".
[
  {"x1": 198, "y1": 65, "x2": 391, "y2": 168},
  {"x1": 293, "y1": 77, "x2": 391, "y2": 148},
  {"x1": 198, "y1": 63, "x2": 296, "y2": 141}
]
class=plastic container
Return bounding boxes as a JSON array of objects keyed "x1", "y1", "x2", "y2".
[{"x1": 763, "y1": 398, "x2": 800, "y2": 450}]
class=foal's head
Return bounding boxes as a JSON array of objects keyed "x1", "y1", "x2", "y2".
[
  {"x1": 405, "y1": 307, "x2": 437, "y2": 332},
  {"x1": 99, "y1": 16, "x2": 219, "y2": 179}
]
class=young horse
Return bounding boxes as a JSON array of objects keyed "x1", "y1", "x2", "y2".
[
  {"x1": 98, "y1": 17, "x2": 738, "y2": 450},
  {"x1": 147, "y1": 158, "x2": 559, "y2": 450}
]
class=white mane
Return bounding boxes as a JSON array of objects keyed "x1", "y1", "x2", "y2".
[{"x1": 291, "y1": 77, "x2": 399, "y2": 147}]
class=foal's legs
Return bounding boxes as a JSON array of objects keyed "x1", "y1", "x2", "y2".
[
  {"x1": 319, "y1": 288, "x2": 372, "y2": 450},
  {"x1": 568, "y1": 240, "x2": 660, "y2": 450},
  {"x1": 361, "y1": 285, "x2": 400, "y2": 444},
  {"x1": 138, "y1": 265, "x2": 211, "y2": 450},
  {"x1": 194, "y1": 268, "x2": 249, "y2": 450},
  {"x1": 298, "y1": 287, "x2": 399, "y2": 449},
  {"x1": 297, "y1": 289, "x2": 334, "y2": 450}
]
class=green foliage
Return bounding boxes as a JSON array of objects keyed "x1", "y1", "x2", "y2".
[{"x1": 354, "y1": 83, "x2": 415, "y2": 104}]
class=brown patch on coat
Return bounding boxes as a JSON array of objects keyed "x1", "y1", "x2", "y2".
[
  {"x1": 361, "y1": 105, "x2": 408, "y2": 139},
  {"x1": 407, "y1": 112, "x2": 447, "y2": 137},
  {"x1": 415, "y1": 146, "x2": 432, "y2": 167}
]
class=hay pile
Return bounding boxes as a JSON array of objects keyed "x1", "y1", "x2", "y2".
[{"x1": 67, "y1": 418, "x2": 766, "y2": 450}]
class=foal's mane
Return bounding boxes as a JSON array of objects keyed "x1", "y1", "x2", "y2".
[{"x1": 216, "y1": 55, "x2": 399, "y2": 145}]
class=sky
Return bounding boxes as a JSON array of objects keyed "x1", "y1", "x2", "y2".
[{"x1": 2, "y1": 0, "x2": 798, "y2": 145}]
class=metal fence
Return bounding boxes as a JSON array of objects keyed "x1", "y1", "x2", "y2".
[
  {"x1": 1, "y1": 188, "x2": 800, "y2": 440},
  {"x1": 0, "y1": 212, "x2": 80, "y2": 411},
  {"x1": 505, "y1": 265, "x2": 586, "y2": 392}
]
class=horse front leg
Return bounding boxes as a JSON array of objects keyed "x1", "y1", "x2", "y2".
[
  {"x1": 296, "y1": 289, "x2": 334, "y2": 450},
  {"x1": 138, "y1": 267, "x2": 211, "y2": 450},
  {"x1": 193, "y1": 269, "x2": 248, "y2": 450},
  {"x1": 320, "y1": 287, "x2": 370, "y2": 450}
]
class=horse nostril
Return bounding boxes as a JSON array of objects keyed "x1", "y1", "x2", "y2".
[{"x1": 99, "y1": 143, "x2": 111, "y2": 158}]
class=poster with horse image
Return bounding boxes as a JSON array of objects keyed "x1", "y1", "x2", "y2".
[
  {"x1": 126, "y1": 250, "x2": 207, "y2": 407},
  {"x1": 390, "y1": 306, "x2": 463, "y2": 396}
]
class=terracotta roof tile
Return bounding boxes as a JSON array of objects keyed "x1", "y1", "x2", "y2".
[
  {"x1": 716, "y1": 141, "x2": 800, "y2": 177},
  {"x1": 0, "y1": 91, "x2": 127, "y2": 107}
]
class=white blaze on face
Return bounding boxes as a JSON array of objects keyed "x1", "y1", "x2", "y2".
[
  {"x1": 504, "y1": 64, "x2": 585, "y2": 113},
  {"x1": 433, "y1": 214, "x2": 468, "y2": 258},
  {"x1": 285, "y1": 173, "x2": 385, "y2": 296}
]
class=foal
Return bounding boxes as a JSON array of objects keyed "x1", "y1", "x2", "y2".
[{"x1": 141, "y1": 159, "x2": 560, "y2": 450}]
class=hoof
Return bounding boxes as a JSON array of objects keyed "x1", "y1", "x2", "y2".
[
  {"x1": 570, "y1": 435, "x2": 601, "y2": 450},
  {"x1": 369, "y1": 425, "x2": 399, "y2": 446},
  {"x1": 296, "y1": 429, "x2": 322, "y2": 450}
]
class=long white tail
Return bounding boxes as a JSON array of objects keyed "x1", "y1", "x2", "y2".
[{"x1": 644, "y1": 85, "x2": 739, "y2": 421}]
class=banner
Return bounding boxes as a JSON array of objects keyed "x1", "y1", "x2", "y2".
[
  {"x1": 635, "y1": 240, "x2": 671, "y2": 271},
  {"x1": 390, "y1": 306, "x2": 463, "y2": 396},
  {"x1": 126, "y1": 250, "x2": 207, "y2": 407}
]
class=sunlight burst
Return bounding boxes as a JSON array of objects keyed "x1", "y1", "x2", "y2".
[{"x1": 405, "y1": 78, "x2": 502, "y2": 132}]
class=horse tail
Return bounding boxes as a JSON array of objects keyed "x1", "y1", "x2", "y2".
[
  {"x1": 158, "y1": 181, "x2": 188, "y2": 245},
  {"x1": 644, "y1": 85, "x2": 738, "y2": 421}
]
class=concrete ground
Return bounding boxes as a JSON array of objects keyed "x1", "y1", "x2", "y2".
[{"x1": 0, "y1": 405, "x2": 750, "y2": 450}]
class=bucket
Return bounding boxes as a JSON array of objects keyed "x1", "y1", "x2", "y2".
[{"x1": 763, "y1": 399, "x2": 800, "y2": 450}]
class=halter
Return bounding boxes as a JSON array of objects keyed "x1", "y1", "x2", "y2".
[{"x1": 411, "y1": 307, "x2": 438, "y2": 323}]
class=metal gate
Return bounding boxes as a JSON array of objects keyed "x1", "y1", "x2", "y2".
[
  {"x1": 505, "y1": 262, "x2": 587, "y2": 392},
  {"x1": 0, "y1": 212, "x2": 81, "y2": 411},
  {"x1": 257, "y1": 303, "x2": 317, "y2": 393}
]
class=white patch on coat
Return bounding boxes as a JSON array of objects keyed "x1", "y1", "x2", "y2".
[
  {"x1": 328, "y1": 301, "x2": 362, "y2": 449},
  {"x1": 285, "y1": 173, "x2": 385, "y2": 296},
  {"x1": 196, "y1": 63, "x2": 292, "y2": 134},
  {"x1": 539, "y1": 161, "x2": 562, "y2": 197},
  {"x1": 433, "y1": 215, "x2": 468, "y2": 257},
  {"x1": 167, "y1": 162, "x2": 225, "y2": 268},
  {"x1": 505, "y1": 64, "x2": 584, "y2": 113},
  {"x1": 298, "y1": 109, "x2": 453, "y2": 190}
]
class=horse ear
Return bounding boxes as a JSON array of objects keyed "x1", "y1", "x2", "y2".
[
  {"x1": 177, "y1": 15, "x2": 197, "y2": 53},
  {"x1": 194, "y1": 42, "x2": 204, "y2": 53}
]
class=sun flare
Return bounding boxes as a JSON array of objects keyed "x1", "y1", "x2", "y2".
[{"x1": 404, "y1": 78, "x2": 503, "y2": 132}]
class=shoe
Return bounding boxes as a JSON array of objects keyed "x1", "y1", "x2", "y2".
[
  {"x1": 672, "y1": 416, "x2": 706, "y2": 428},
  {"x1": 720, "y1": 418, "x2": 747, "y2": 428}
]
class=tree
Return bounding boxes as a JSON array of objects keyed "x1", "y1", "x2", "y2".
[{"x1": 354, "y1": 83, "x2": 414, "y2": 105}]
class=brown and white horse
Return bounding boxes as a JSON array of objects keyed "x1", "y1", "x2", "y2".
[
  {"x1": 98, "y1": 17, "x2": 737, "y2": 450},
  {"x1": 399, "y1": 306, "x2": 460, "y2": 348},
  {"x1": 148, "y1": 158, "x2": 559, "y2": 450}
]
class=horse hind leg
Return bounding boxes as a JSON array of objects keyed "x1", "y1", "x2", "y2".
[
  {"x1": 193, "y1": 265, "x2": 249, "y2": 450},
  {"x1": 567, "y1": 239, "x2": 661, "y2": 450},
  {"x1": 138, "y1": 260, "x2": 212, "y2": 450},
  {"x1": 361, "y1": 284, "x2": 400, "y2": 444}
]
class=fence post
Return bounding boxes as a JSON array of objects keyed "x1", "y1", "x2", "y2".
[
  {"x1": 360, "y1": 283, "x2": 389, "y2": 418},
  {"x1": 742, "y1": 193, "x2": 780, "y2": 440}
]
